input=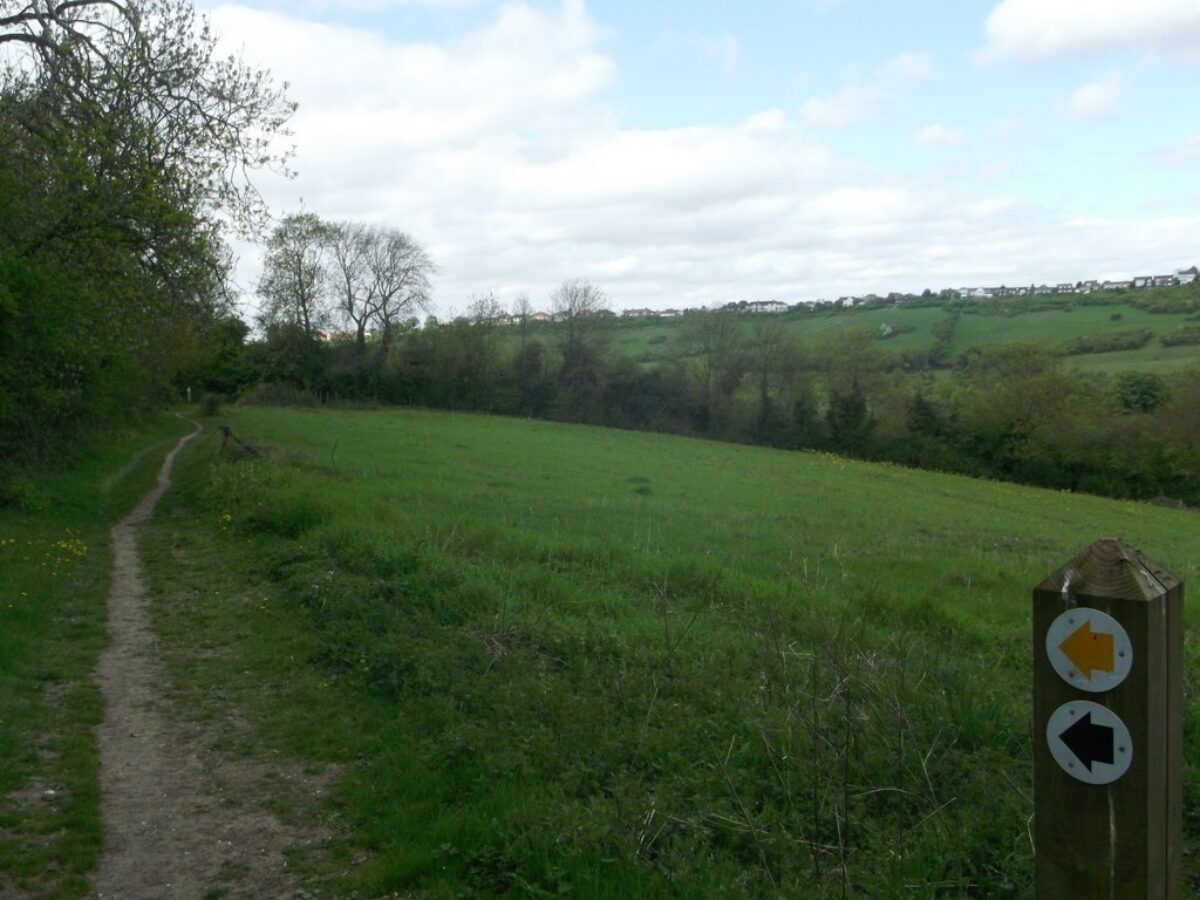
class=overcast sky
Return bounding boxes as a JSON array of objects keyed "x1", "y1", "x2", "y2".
[{"x1": 202, "y1": 0, "x2": 1200, "y2": 316}]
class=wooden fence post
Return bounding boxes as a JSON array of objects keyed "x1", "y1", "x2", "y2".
[{"x1": 1033, "y1": 539, "x2": 1183, "y2": 899}]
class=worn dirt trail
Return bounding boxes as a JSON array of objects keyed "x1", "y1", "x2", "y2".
[{"x1": 92, "y1": 420, "x2": 315, "y2": 899}]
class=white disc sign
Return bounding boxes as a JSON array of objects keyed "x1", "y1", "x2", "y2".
[
  {"x1": 1046, "y1": 701, "x2": 1133, "y2": 786},
  {"x1": 1045, "y1": 608, "x2": 1132, "y2": 693}
]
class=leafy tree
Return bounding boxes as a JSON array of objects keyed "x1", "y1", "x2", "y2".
[
  {"x1": 1111, "y1": 370, "x2": 1169, "y2": 414},
  {"x1": 679, "y1": 309, "x2": 746, "y2": 434},
  {"x1": 258, "y1": 213, "x2": 330, "y2": 340},
  {"x1": 513, "y1": 340, "x2": 552, "y2": 417},
  {"x1": 907, "y1": 392, "x2": 943, "y2": 437},
  {"x1": 175, "y1": 314, "x2": 252, "y2": 397},
  {"x1": 747, "y1": 316, "x2": 792, "y2": 443},
  {"x1": 0, "y1": 0, "x2": 293, "y2": 459},
  {"x1": 826, "y1": 379, "x2": 876, "y2": 453},
  {"x1": 551, "y1": 279, "x2": 610, "y2": 421},
  {"x1": 952, "y1": 343, "x2": 1088, "y2": 477}
]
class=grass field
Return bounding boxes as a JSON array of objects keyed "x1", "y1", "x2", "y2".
[
  {"x1": 0, "y1": 414, "x2": 192, "y2": 899},
  {"x1": 138, "y1": 406, "x2": 1200, "y2": 897},
  {"x1": 573, "y1": 289, "x2": 1200, "y2": 376}
]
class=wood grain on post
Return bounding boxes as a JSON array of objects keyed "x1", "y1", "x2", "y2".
[{"x1": 1033, "y1": 539, "x2": 1183, "y2": 899}]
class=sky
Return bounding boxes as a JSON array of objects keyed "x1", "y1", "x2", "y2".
[{"x1": 199, "y1": 0, "x2": 1200, "y2": 315}]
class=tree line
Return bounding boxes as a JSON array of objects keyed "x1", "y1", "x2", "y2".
[
  {"x1": 204, "y1": 262, "x2": 1200, "y2": 506},
  {"x1": 4, "y1": 1, "x2": 1195, "y2": 509}
]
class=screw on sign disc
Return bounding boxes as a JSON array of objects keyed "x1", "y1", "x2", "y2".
[
  {"x1": 1046, "y1": 701, "x2": 1133, "y2": 786},
  {"x1": 1045, "y1": 608, "x2": 1132, "y2": 693}
]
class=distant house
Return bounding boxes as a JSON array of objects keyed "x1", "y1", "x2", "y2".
[
  {"x1": 531, "y1": 311, "x2": 551, "y2": 322},
  {"x1": 746, "y1": 300, "x2": 788, "y2": 314},
  {"x1": 1079, "y1": 281, "x2": 1100, "y2": 294},
  {"x1": 621, "y1": 307, "x2": 655, "y2": 318},
  {"x1": 1102, "y1": 280, "x2": 1133, "y2": 292},
  {"x1": 1057, "y1": 283, "x2": 1076, "y2": 294},
  {"x1": 657, "y1": 308, "x2": 683, "y2": 318},
  {"x1": 1132, "y1": 276, "x2": 1153, "y2": 289},
  {"x1": 1176, "y1": 266, "x2": 1199, "y2": 285},
  {"x1": 1153, "y1": 275, "x2": 1176, "y2": 288}
]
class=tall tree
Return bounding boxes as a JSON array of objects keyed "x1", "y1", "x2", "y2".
[
  {"x1": 324, "y1": 221, "x2": 375, "y2": 347},
  {"x1": 258, "y1": 212, "x2": 329, "y2": 340},
  {"x1": 748, "y1": 316, "x2": 791, "y2": 442},
  {"x1": 367, "y1": 228, "x2": 433, "y2": 349},
  {"x1": 512, "y1": 293, "x2": 534, "y2": 348},
  {"x1": 680, "y1": 308, "x2": 745, "y2": 433},
  {"x1": 550, "y1": 279, "x2": 610, "y2": 421}
]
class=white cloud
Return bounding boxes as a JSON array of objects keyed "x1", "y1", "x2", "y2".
[
  {"x1": 980, "y1": 0, "x2": 1200, "y2": 63},
  {"x1": 912, "y1": 124, "x2": 966, "y2": 149},
  {"x1": 205, "y1": 3, "x2": 1200, "y2": 314},
  {"x1": 1065, "y1": 72, "x2": 1125, "y2": 120},
  {"x1": 800, "y1": 53, "x2": 932, "y2": 129}
]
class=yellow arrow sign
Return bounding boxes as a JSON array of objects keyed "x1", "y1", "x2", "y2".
[{"x1": 1059, "y1": 621, "x2": 1115, "y2": 679}]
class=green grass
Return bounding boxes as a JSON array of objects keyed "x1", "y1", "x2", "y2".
[
  {"x1": 140, "y1": 406, "x2": 1200, "y2": 898},
  {"x1": 951, "y1": 304, "x2": 1184, "y2": 355},
  {"x1": 516, "y1": 290, "x2": 1200, "y2": 376},
  {"x1": 602, "y1": 307, "x2": 949, "y2": 366},
  {"x1": 0, "y1": 412, "x2": 192, "y2": 899},
  {"x1": 1069, "y1": 341, "x2": 1200, "y2": 375}
]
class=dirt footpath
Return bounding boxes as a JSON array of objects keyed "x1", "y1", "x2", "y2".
[{"x1": 93, "y1": 420, "x2": 320, "y2": 899}]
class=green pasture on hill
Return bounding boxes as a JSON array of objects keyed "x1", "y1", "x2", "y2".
[
  {"x1": 950, "y1": 304, "x2": 1189, "y2": 354},
  {"x1": 140, "y1": 406, "x2": 1200, "y2": 898},
  {"x1": 558, "y1": 287, "x2": 1200, "y2": 375}
]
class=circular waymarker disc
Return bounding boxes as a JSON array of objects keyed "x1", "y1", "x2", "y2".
[
  {"x1": 1045, "y1": 607, "x2": 1132, "y2": 693},
  {"x1": 1046, "y1": 701, "x2": 1133, "y2": 786}
]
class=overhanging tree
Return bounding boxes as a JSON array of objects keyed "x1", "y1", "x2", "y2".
[{"x1": 0, "y1": 0, "x2": 294, "y2": 460}]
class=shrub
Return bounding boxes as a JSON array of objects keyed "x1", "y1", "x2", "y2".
[
  {"x1": 238, "y1": 382, "x2": 318, "y2": 407},
  {"x1": 1060, "y1": 329, "x2": 1152, "y2": 355}
]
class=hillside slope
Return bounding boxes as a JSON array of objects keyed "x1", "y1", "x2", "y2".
[
  {"x1": 587, "y1": 287, "x2": 1200, "y2": 374},
  {"x1": 145, "y1": 407, "x2": 1200, "y2": 897}
]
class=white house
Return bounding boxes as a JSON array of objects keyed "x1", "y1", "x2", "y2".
[
  {"x1": 746, "y1": 300, "x2": 789, "y2": 314},
  {"x1": 1176, "y1": 266, "x2": 1199, "y2": 285}
]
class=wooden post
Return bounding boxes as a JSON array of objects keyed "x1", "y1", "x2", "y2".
[{"x1": 1033, "y1": 539, "x2": 1183, "y2": 899}]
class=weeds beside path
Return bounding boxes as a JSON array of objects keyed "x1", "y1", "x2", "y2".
[{"x1": 92, "y1": 418, "x2": 327, "y2": 899}]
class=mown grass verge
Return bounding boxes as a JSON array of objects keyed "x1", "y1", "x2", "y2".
[
  {"x1": 0, "y1": 412, "x2": 192, "y2": 898},
  {"x1": 146, "y1": 406, "x2": 1200, "y2": 897}
]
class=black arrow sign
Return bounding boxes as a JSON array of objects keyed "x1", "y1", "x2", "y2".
[{"x1": 1061, "y1": 712, "x2": 1114, "y2": 772}]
